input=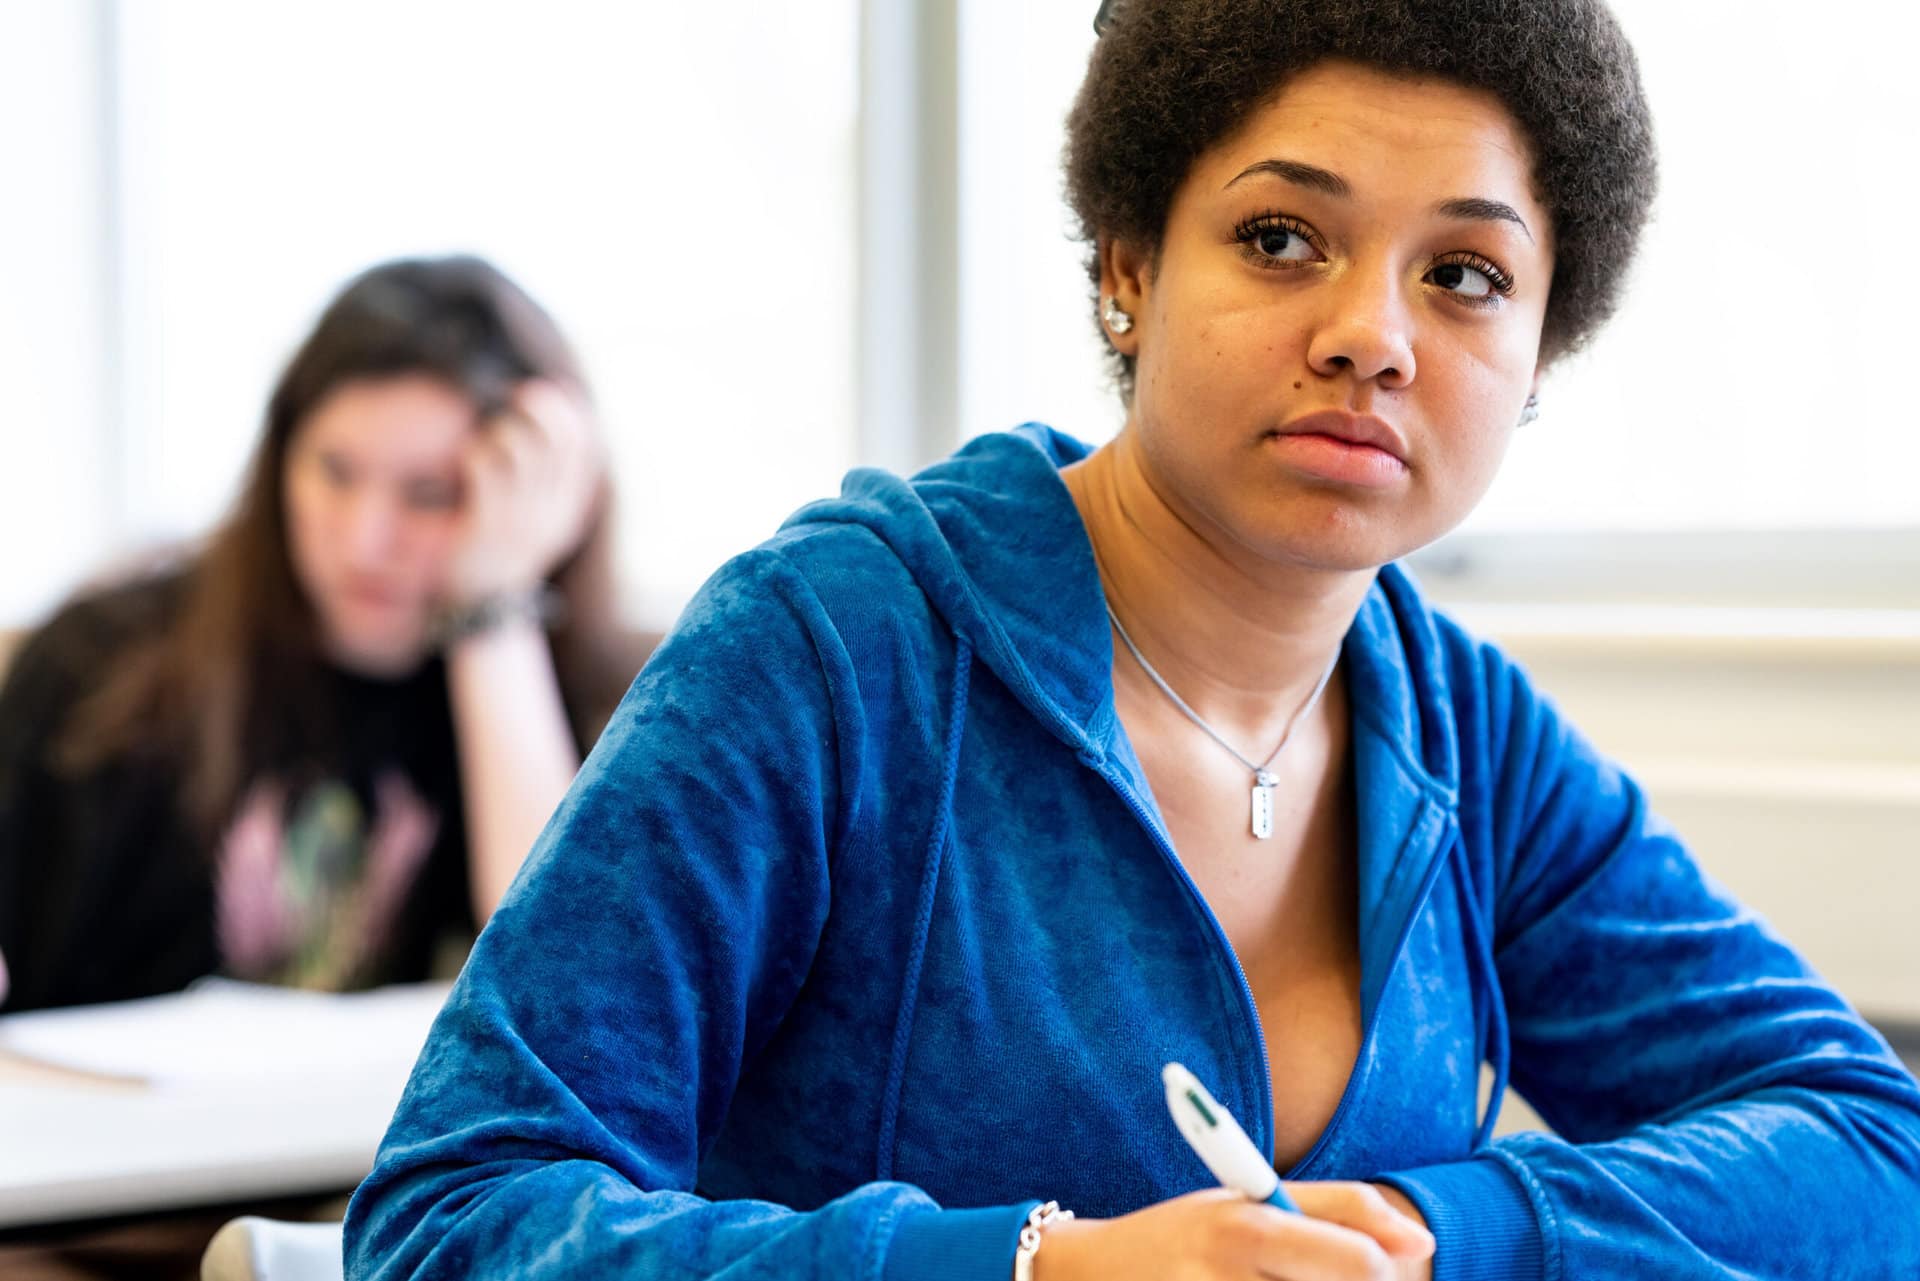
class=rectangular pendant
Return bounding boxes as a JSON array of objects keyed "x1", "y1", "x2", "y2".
[{"x1": 1250, "y1": 783, "x2": 1275, "y2": 840}]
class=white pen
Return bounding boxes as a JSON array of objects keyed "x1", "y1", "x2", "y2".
[{"x1": 1162, "y1": 1061, "x2": 1301, "y2": 1213}]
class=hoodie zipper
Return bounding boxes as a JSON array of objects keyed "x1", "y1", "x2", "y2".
[
  {"x1": 1097, "y1": 766, "x2": 1281, "y2": 1159},
  {"x1": 1283, "y1": 833, "x2": 1451, "y2": 1176},
  {"x1": 1098, "y1": 762, "x2": 1453, "y2": 1174}
]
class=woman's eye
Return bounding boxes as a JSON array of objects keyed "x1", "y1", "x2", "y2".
[
  {"x1": 1235, "y1": 215, "x2": 1321, "y2": 267},
  {"x1": 1253, "y1": 227, "x2": 1316, "y2": 262},
  {"x1": 405, "y1": 483, "x2": 459, "y2": 511},
  {"x1": 1427, "y1": 257, "x2": 1513, "y2": 302}
]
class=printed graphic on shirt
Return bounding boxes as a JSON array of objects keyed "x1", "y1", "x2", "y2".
[{"x1": 215, "y1": 771, "x2": 439, "y2": 990}]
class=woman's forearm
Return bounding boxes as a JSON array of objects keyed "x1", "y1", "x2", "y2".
[{"x1": 444, "y1": 618, "x2": 580, "y2": 922}]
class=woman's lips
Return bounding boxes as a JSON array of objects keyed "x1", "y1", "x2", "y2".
[
  {"x1": 340, "y1": 580, "x2": 411, "y2": 611},
  {"x1": 1264, "y1": 431, "x2": 1409, "y2": 487}
]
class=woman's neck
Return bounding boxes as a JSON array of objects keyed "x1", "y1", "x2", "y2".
[{"x1": 1061, "y1": 428, "x2": 1376, "y2": 745}]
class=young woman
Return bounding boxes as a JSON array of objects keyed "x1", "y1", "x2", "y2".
[
  {"x1": 345, "y1": 5, "x2": 1920, "y2": 1279},
  {"x1": 0, "y1": 255, "x2": 653, "y2": 1012}
]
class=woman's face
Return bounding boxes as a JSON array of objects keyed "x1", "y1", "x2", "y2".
[
  {"x1": 283, "y1": 374, "x2": 474, "y2": 675},
  {"x1": 1104, "y1": 60, "x2": 1554, "y2": 573}
]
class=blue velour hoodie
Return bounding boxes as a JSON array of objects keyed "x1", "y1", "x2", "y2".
[{"x1": 347, "y1": 428, "x2": 1920, "y2": 1280}]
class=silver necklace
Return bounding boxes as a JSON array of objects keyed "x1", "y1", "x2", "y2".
[{"x1": 1107, "y1": 604, "x2": 1339, "y2": 840}]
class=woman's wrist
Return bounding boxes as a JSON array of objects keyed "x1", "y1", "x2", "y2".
[
  {"x1": 1370, "y1": 1184, "x2": 1434, "y2": 1281},
  {"x1": 1024, "y1": 1212, "x2": 1093, "y2": 1281},
  {"x1": 426, "y1": 585, "x2": 563, "y2": 651}
]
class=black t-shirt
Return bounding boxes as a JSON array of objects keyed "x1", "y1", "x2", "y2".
[{"x1": 0, "y1": 575, "x2": 472, "y2": 1013}]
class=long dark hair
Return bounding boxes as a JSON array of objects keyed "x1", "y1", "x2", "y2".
[{"x1": 58, "y1": 255, "x2": 640, "y2": 835}]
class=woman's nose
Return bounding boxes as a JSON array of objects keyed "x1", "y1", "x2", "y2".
[
  {"x1": 340, "y1": 490, "x2": 401, "y2": 564},
  {"x1": 1304, "y1": 266, "x2": 1416, "y2": 390}
]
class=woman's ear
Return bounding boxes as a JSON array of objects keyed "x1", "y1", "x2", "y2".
[
  {"x1": 1096, "y1": 235, "x2": 1151, "y2": 357},
  {"x1": 1520, "y1": 366, "x2": 1545, "y2": 426}
]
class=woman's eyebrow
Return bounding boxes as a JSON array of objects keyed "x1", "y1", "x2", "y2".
[
  {"x1": 1224, "y1": 158, "x2": 1351, "y2": 197},
  {"x1": 1435, "y1": 196, "x2": 1534, "y2": 242}
]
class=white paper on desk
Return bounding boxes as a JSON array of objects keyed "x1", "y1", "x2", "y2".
[{"x1": 0, "y1": 979, "x2": 452, "y2": 1087}]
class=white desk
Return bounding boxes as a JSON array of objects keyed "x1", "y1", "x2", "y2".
[{"x1": 0, "y1": 981, "x2": 449, "y2": 1229}]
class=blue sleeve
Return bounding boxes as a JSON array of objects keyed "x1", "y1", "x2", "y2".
[
  {"x1": 1382, "y1": 641, "x2": 1920, "y2": 1281},
  {"x1": 343, "y1": 549, "x2": 1034, "y2": 1281}
]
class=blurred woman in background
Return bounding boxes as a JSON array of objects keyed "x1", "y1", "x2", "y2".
[{"x1": 0, "y1": 254, "x2": 652, "y2": 1012}]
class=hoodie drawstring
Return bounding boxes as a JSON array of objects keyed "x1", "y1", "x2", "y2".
[
  {"x1": 1450, "y1": 839, "x2": 1511, "y2": 1149},
  {"x1": 874, "y1": 639, "x2": 975, "y2": 1181}
]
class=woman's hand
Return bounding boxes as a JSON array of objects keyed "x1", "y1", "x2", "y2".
[
  {"x1": 1032, "y1": 1184, "x2": 1433, "y2": 1281},
  {"x1": 444, "y1": 379, "x2": 604, "y2": 605}
]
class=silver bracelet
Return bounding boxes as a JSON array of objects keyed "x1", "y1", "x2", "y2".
[{"x1": 1012, "y1": 1200, "x2": 1073, "y2": 1281}]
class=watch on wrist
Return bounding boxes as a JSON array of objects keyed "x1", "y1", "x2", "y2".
[{"x1": 426, "y1": 585, "x2": 563, "y2": 650}]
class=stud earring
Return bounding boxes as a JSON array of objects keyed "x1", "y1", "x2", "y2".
[
  {"x1": 1518, "y1": 393, "x2": 1540, "y2": 426},
  {"x1": 1101, "y1": 296, "x2": 1133, "y2": 335}
]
